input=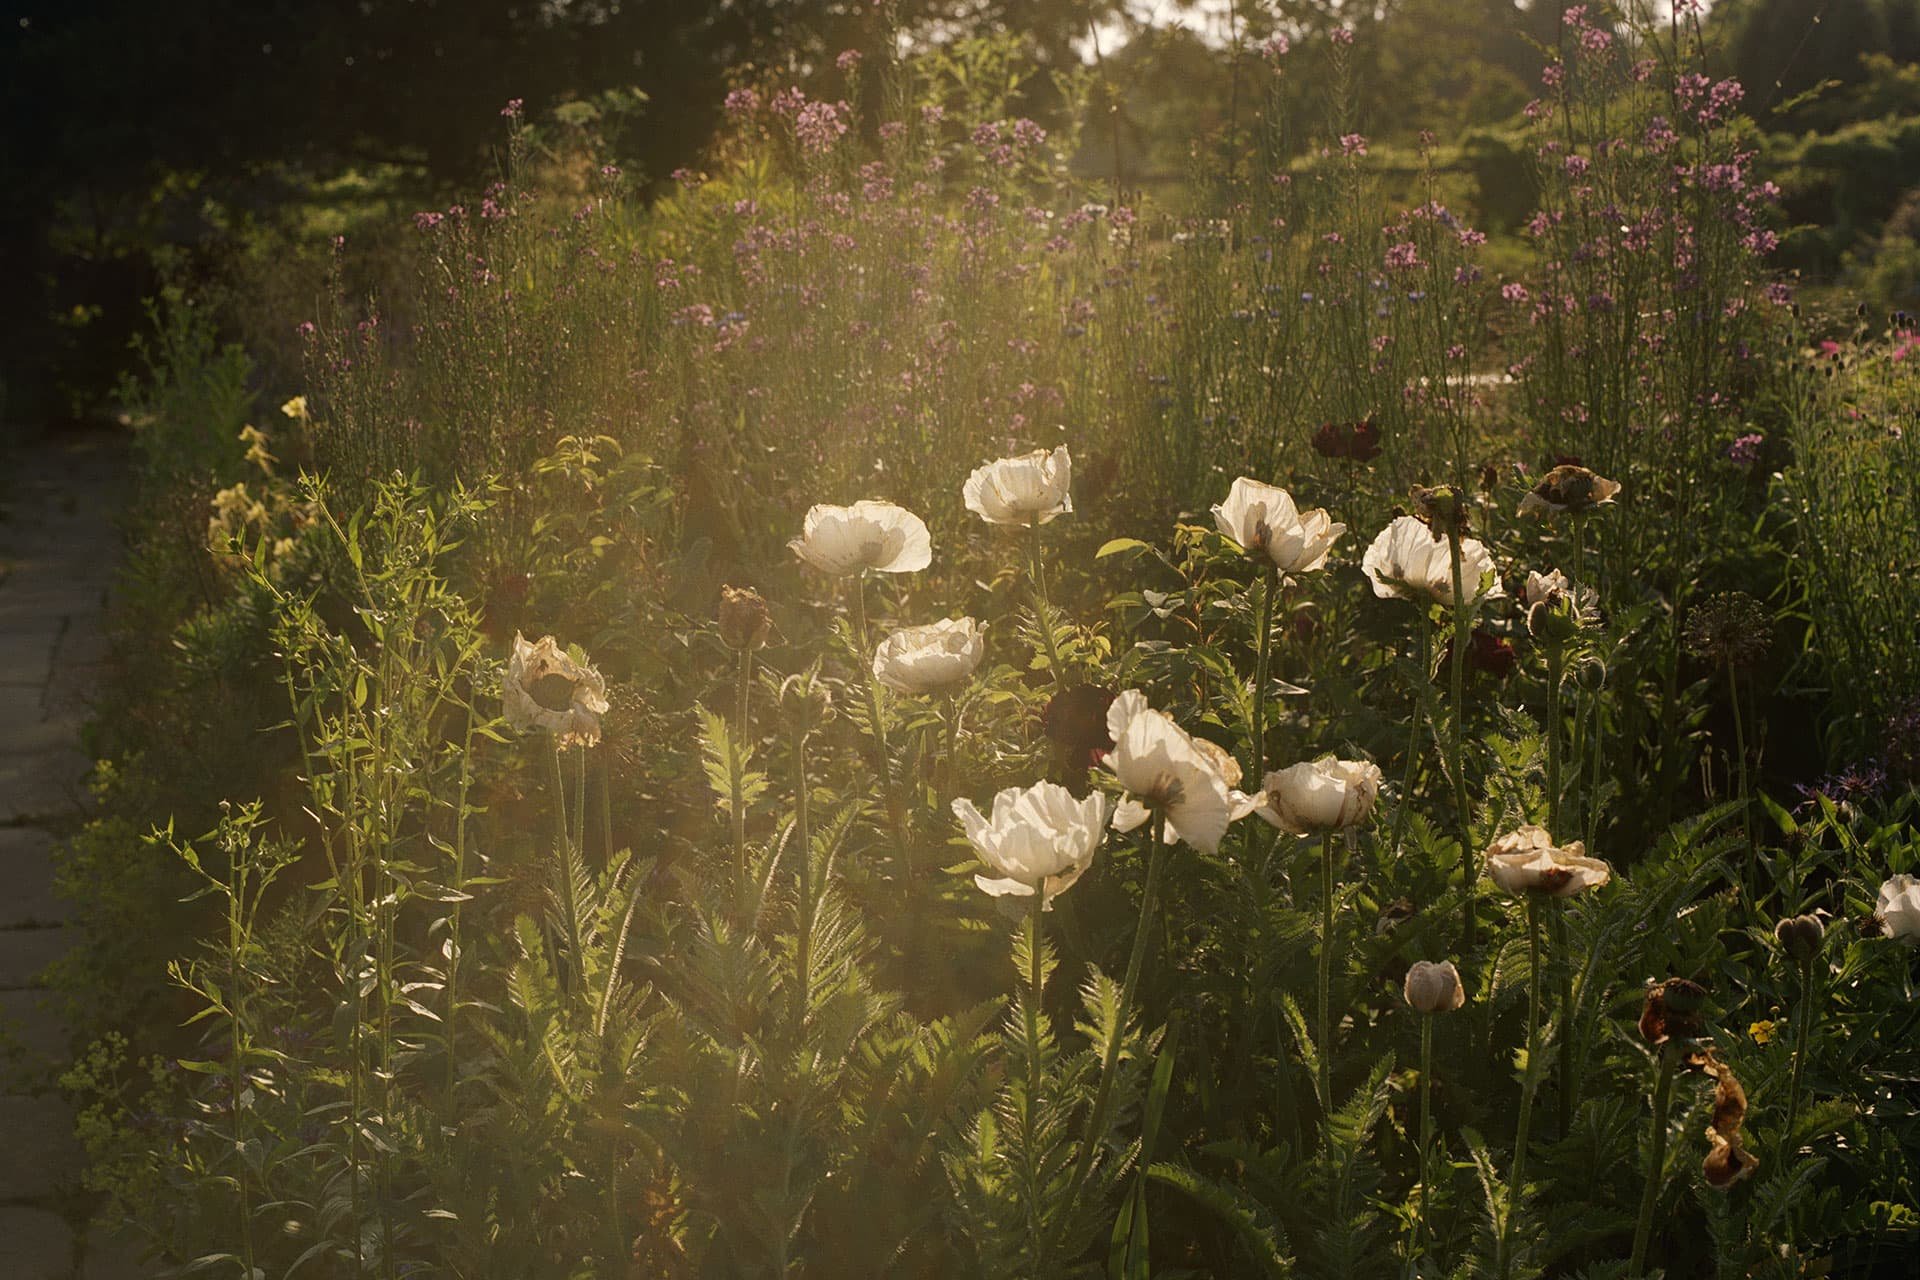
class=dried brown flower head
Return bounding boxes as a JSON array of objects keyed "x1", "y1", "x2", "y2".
[{"x1": 1638, "y1": 976, "x2": 1710, "y2": 1046}]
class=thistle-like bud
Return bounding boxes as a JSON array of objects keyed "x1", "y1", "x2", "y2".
[
  {"x1": 1774, "y1": 914, "x2": 1825, "y2": 964},
  {"x1": 779, "y1": 667, "x2": 834, "y2": 734},
  {"x1": 717, "y1": 584, "x2": 771, "y2": 652},
  {"x1": 1403, "y1": 960, "x2": 1466, "y2": 1014}
]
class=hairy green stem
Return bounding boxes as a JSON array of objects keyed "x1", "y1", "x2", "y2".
[
  {"x1": 1496, "y1": 897, "x2": 1545, "y2": 1280},
  {"x1": 1251, "y1": 564, "x2": 1279, "y2": 786},
  {"x1": 792, "y1": 720, "x2": 814, "y2": 1031},
  {"x1": 1055, "y1": 813, "x2": 1169, "y2": 1260},
  {"x1": 548, "y1": 745, "x2": 584, "y2": 995},
  {"x1": 731, "y1": 646, "x2": 753, "y2": 901},
  {"x1": 1546, "y1": 646, "x2": 1564, "y2": 840},
  {"x1": 1415, "y1": 1011, "x2": 1435, "y2": 1270},
  {"x1": 1783, "y1": 958, "x2": 1817, "y2": 1158},
  {"x1": 1629, "y1": 1045, "x2": 1680, "y2": 1275},
  {"x1": 851, "y1": 573, "x2": 911, "y2": 864},
  {"x1": 1317, "y1": 830, "x2": 1339, "y2": 1113},
  {"x1": 1028, "y1": 521, "x2": 1069, "y2": 692},
  {"x1": 1551, "y1": 903, "x2": 1575, "y2": 1139},
  {"x1": 1445, "y1": 530, "x2": 1477, "y2": 950},
  {"x1": 1390, "y1": 612, "x2": 1433, "y2": 858}
]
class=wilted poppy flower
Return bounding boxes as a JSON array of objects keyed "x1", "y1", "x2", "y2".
[
  {"x1": 1876, "y1": 874, "x2": 1920, "y2": 943},
  {"x1": 1403, "y1": 959, "x2": 1466, "y2": 1013},
  {"x1": 872, "y1": 617, "x2": 986, "y2": 695},
  {"x1": 1312, "y1": 417, "x2": 1382, "y2": 461},
  {"x1": 1638, "y1": 976, "x2": 1709, "y2": 1045},
  {"x1": 789, "y1": 500, "x2": 932, "y2": 575},
  {"x1": 1211, "y1": 477, "x2": 1345, "y2": 575},
  {"x1": 953, "y1": 781, "x2": 1109, "y2": 907},
  {"x1": 1523, "y1": 569, "x2": 1569, "y2": 608},
  {"x1": 717, "y1": 584, "x2": 771, "y2": 652},
  {"x1": 1257, "y1": 758, "x2": 1382, "y2": 833},
  {"x1": 1105, "y1": 695, "x2": 1240, "y2": 854},
  {"x1": 1694, "y1": 1048, "x2": 1759, "y2": 1189},
  {"x1": 1519, "y1": 464, "x2": 1622, "y2": 518},
  {"x1": 503, "y1": 633, "x2": 610, "y2": 749},
  {"x1": 1363, "y1": 515, "x2": 1505, "y2": 609},
  {"x1": 962, "y1": 446, "x2": 1073, "y2": 526},
  {"x1": 1484, "y1": 825, "x2": 1611, "y2": 896}
]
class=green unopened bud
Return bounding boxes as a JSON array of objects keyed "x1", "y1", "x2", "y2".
[{"x1": 1403, "y1": 960, "x2": 1466, "y2": 1014}]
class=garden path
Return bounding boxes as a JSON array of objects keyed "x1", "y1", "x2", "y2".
[{"x1": 0, "y1": 429, "x2": 148, "y2": 1278}]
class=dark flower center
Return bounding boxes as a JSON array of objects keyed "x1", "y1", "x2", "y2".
[{"x1": 530, "y1": 673, "x2": 578, "y2": 713}]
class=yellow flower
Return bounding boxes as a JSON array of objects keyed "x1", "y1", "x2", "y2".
[
  {"x1": 281, "y1": 395, "x2": 310, "y2": 422},
  {"x1": 1748, "y1": 1020, "x2": 1775, "y2": 1046}
]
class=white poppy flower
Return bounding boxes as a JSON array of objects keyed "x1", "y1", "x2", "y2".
[
  {"x1": 1212, "y1": 477, "x2": 1345, "y2": 575},
  {"x1": 1878, "y1": 874, "x2": 1920, "y2": 943},
  {"x1": 872, "y1": 617, "x2": 986, "y2": 695},
  {"x1": 789, "y1": 500, "x2": 932, "y2": 575},
  {"x1": 1257, "y1": 758, "x2": 1383, "y2": 834},
  {"x1": 1362, "y1": 515, "x2": 1505, "y2": 609},
  {"x1": 1484, "y1": 825, "x2": 1612, "y2": 897},
  {"x1": 503, "y1": 633, "x2": 611, "y2": 749},
  {"x1": 953, "y1": 781, "x2": 1109, "y2": 907},
  {"x1": 1523, "y1": 568, "x2": 1570, "y2": 608},
  {"x1": 1105, "y1": 687, "x2": 1151, "y2": 743},
  {"x1": 962, "y1": 446, "x2": 1073, "y2": 526},
  {"x1": 1106, "y1": 707, "x2": 1238, "y2": 854}
]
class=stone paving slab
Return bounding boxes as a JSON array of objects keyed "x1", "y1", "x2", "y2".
[
  {"x1": 0, "y1": 1204, "x2": 76, "y2": 1280},
  {"x1": 0, "y1": 749, "x2": 94, "y2": 823},
  {"x1": 0, "y1": 926, "x2": 75, "y2": 989},
  {"x1": 0, "y1": 1094, "x2": 85, "y2": 1199},
  {"x1": 0, "y1": 989, "x2": 70, "y2": 1066},
  {"x1": 0, "y1": 828, "x2": 67, "y2": 927},
  {"x1": 81, "y1": 1217, "x2": 150, "y2": 1280}
]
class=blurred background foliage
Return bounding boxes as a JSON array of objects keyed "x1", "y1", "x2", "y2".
[{"x1": 8, "y1": 0, "x2": 1920, "y2": 429}]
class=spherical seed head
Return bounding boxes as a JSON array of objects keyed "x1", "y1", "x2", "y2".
[{"x1": 1684, "y1": 591, "x2": 1773, "y2": 670}]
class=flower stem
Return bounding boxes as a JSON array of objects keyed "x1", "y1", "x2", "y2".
[
  {"x1": 1317, "y1": 829, "x2": 1340, "y2": 1113},
  {"x1": 1445, "y1": 530, "x2": 1477, "y2": 951},
  {"x1": 1415, "y1": 1011, "x2": 1435, "y2": 1270},
  {"x1": 1026, "y1": 889, "x2": 1046, "y2": 1155},
  {"x1": 939, "y1": 692, "x2": 959, "y2": 818},
  {"x1": 1546, "y1": 646, "x2": 1564, "y2": 840},
  {"x1": 1028, "y1": 521, "x2": 1069, "y2": 693},
  {"x1": 1728, "y1": 663, "x2": 1753, "y2": 870},
  {"x1": 1496, "y1": 896, "x2": 1545, "y2": 1280},
  {"x1": 1551, "y1": 902, "x2": 1575, "y2": 1138},
  {"x1": 851, "y1": 573, "x2": 911, "y2": 862},
  {"x1": 1783, "y1": 957, "x2": 1817, "y2": 1158},
  {"x1": 792, "y1": 718, "x2": 813, "y2": 1031},
  {"x1": 1390, "y1": 611, "x2": 1432, "y2": 858},
  {"x1": 547, "y1": 744, "x2": 583, "y2": 995},
  {"x1": 1251, "y1": 564, "x2": 1279, "y2": 786},
  {"x1": 1629, "y1": 1044, "x2": 1680, "y2": 1276},
  {"x1": 730, "y1": 646, "x2": 753, "y2": 902},
  {"x1": 1056, "y1": 813, "x2": 1169, "y2": 1257}
]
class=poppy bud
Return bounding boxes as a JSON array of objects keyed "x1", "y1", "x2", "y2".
[
  {"x1": 779, "y1": 668, "x2": 834, "y2": 733},
  {"x1": 1403, "y1": 959, "x2": 1466, "y2": 1014},
  {"x1": 717, "y1": 584, "x2": 771, "y2": 652},
  {"x1": 1774, "y1": 914, "x2": 1825, "y2": 964}
]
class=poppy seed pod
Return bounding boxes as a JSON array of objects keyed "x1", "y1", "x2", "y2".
[
  {"x1": 1774, "y1": 914, "x2": 1825, "y2": 964},
  {"x1": 1409, "y1": 483, "x2": 1472, "y2": 536},
  {"x1": 717, "y1": 585, "x2": 771, "y2": 652},
  {"x1": 1403, "y1": 960, "x2": 1466, "y2": 1014}
]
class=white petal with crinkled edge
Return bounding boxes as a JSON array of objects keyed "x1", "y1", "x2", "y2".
[
  {"x1": 963, "y1": 446, "x2": 1073, "y2": 526},
  {"x1": 790, "y1": 500, "x2": 932, "y2": 575}
]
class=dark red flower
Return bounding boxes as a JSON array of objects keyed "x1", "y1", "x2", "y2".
[
  {"x1": 1312, "y1": 416, "x2": 1382, "y2": 461},
  {"x1": 1042, "y1": 685, "x2": 1117, "y2": 767}
]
